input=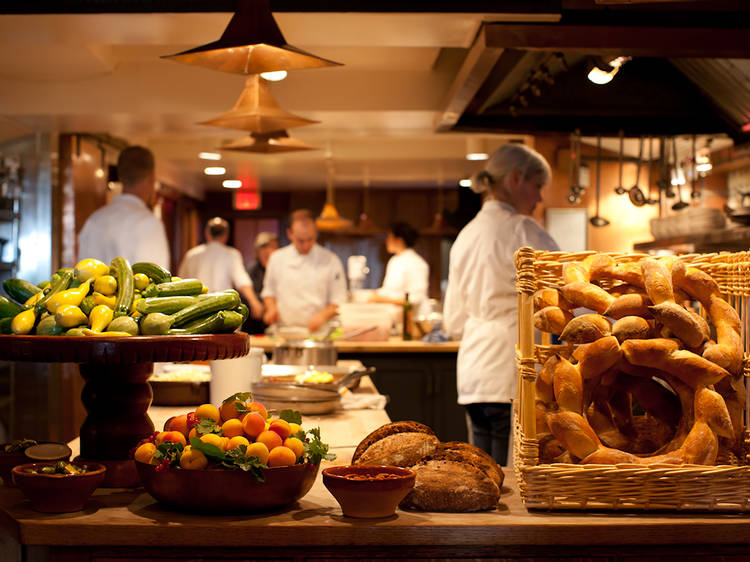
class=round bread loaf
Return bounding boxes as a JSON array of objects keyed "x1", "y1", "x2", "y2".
[
  {"x1": 438, "y1": 441, "x2": 504, "y2": 489},
  {"x1": 399, "y1": 451, "x2": 500, "y2": 512},
  {"x1": 352, "y1": 421, "x2": 439, "y2": 467}
]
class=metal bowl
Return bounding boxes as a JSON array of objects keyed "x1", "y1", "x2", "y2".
[{"x1": 250, "y1": 382, "x2": 341, "y2": 415}]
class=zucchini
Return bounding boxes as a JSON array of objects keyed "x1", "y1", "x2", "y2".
[
  {"x1": 0, "y1": 295, "x2": 23, "y2": 319},
  {"x1": 36, "y1": 315, "x2": 64, "y2": 336},
  {"x1": 142, "y1": 279, "x2": 203, "y2": 298},
  {"x1": 34, "y1": 270, "x2": 74, "y2": 313},
  {"x1": 170, "y1": 291, "x2": 240, "y2": 328},
  {"x1": 4, "y1": 278, "x2": 42, "y2": 304},
  {"x1": 168, "y1": 311, "x2": 226, "y2": 335},
  {"x1": 107, "y1": 316, "x2": 139, "y2": 335},
  {"x1": 110, "y1": 257, "x2": 134, "y2": 318},
  {"x1": 132, "y1": 262, "x2": 172, "y2": 284},
  {"x1": 140, "y1": 312, "x2": 173, "y2": 335},
  {"x1": 136, "y1": 296, "x2": 198, "y2": 315},
  {"x1": 0, "y1": 317, "x2": 12, "y2": 334},
  {"x1": 233, "y1": 303, "x2": 249, "y2": 324},
  {"x1": 219, "y1": 310, "x2": 244, "y2": 333}
]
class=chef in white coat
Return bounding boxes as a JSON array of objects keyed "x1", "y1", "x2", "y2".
[
  {"x1": 262, "y1": 209, "x2": 347, "y2": 332},
  {"x1": 443, "y1": 143, "x2": 559, "y2": 465},
  {"x1": 370, "y1": 221, "x2": 430, "y2": 311},
  {"x1": 78, "y1": 145, "x2": 170, "y2": 267},
  {"x1": 178, "y1": 217, "x2": 264, "y2": 318}
]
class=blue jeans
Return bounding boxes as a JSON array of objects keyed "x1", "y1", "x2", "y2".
[{"x1": 465, "y1": 402, "x2": 511, "y2": 466}]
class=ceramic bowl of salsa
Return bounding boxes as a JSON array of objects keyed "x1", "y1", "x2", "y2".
[
  {"x1": 322, "y1": 464, "x2": 415, "y2": 518},
  {"x1": 12, "y1": 461, "x2": 106, "y2": 512}
]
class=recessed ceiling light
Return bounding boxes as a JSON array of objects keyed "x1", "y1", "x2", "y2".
[
  {"x1": 260, "y1": 70, "x2": 287, "y2": 82},
  {"x1": 459, "y1": 179, "x2": 472, "y2": 187},
  {"x1": 204, "y1": 167, "x2": 226, "y2": 176},
  {"x1": 199, "y1": 152, "x2": 222, "y2": 160},
  {"x1": 222, "y1": 179, "x2": 242, "y2": 188}
]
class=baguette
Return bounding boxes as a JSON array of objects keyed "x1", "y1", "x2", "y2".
[{"x1": 559, "y1": 313, "x2": 612, "y2": 344}]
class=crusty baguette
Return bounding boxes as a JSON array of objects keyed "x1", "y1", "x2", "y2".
[
  {"x1": 572, "y1": 335, "x2": 622, "y2": 380},
  {"x1": 641, "y1": 257, "x2": 674, "y2": 305},
  {"x1": 612, "y1": 315, "x2": 652, "y2": 343},
  {"x1": 352, "y1": 420, "x2": 436, "y2": 464},
  {"x1": 533, "y1": 287, "x2": 571, "y2": 312},
  {"x1": 605, "y1": 292, "x2": 653, "y2": 320},
  {"x1": 399, "y1": 451, "x2": 500, "y2": 512},
  {"x1": 649, "y1": 301, "x2": 708, "y2": 348},
  {"x1": 559, "y1": 313, "x2": 612, "y2": 344},
  {"x1": 546, "y1": 410, "x2": 601, "y2": 460},
  {"x1": 560, "y1": 282, "x2": 614, "y2": 314},
  {"x1": 534, "y1": 306, "x2": 574, "y2": 335}
]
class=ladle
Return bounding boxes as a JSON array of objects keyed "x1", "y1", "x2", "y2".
[
  {"x1": 671, "y1": 137, "x2": 689, "y2": 211},
  {"x1": 627, "y1": 137, "x2": 646, "y2": 207},
  {"x1": 614, "y1": 130, "x2": 626, "y2": 195},
  {"x1": 646, "y1": 135, "x2": 658, "y2": 205},
  {"x1": 589, "y1": 134, "x2": 610, "y2": 227},
  {"x1": 690, "y1": 134, "x2": 700, "y2": 200}
]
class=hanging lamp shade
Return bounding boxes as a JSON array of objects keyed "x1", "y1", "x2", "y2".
[
  {"x1": 350, "y1": 165, "x2": 385, "y2": 235},
  {"x1": 162, "y1": 0, "x2": 342, "y2": 74},
  {"x1": 200, "y1": 74, "x2": 318, "y2": 133},
  {"x1": 221, "y1": 130, "x2": 316, "y2": 154},
  {"x1": 316, "y1": 160, "x2": 352, "y2": 232}
]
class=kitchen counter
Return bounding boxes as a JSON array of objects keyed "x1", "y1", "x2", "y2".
[{"x1": 252, "y1": 335, "x2": 460, "y2": 354}]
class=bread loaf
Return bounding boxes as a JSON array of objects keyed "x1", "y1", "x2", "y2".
[
  {"x1": 439, "y1": 441, "x2": 504, "y2": 489},
  {"x1": 399, "y1": 451, "x2": 500, "y2": 512},
  {"x1": 352, "y1": 421, "x2": 439, "y2": 467}
]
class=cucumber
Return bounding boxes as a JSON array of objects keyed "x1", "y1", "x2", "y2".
[
  {"x1": 168, "y1": 311, "x2": 226, "y2": 335},
  {"x1": 4, "y1": 278, "x2": 42, "y2": 304},
  {"x1": 170, "y1": 292, "x2": 240, "y2": 328},
  {"x1": 34, "y1": 270, "x2": 73, "y2": 313},
  {"x1": 0, "y1": 317, "x2": 11, "y2": 334},
  {"x1": 110, "y1": 257, "x2": 134, "y2": 318},
  {"x1": 233, "y1": 303, "x2": 249, "y2": 324},
  {"x1": 0, "y1": 295, "x2": 22, "y2": 319},
  {"x1": 132, "y1": 262, "x2": 172, "y2": 284},
  {"x1": 142, "y1": 279, "x2": 203, "y2": 298},
  {"x1": 219, "y1": 310, "x2": 244, "y2": 333},
  {"x1": 136, "y1": 296, "x2": 198, "y2": 315}
]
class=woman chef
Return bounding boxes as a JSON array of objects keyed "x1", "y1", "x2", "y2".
[{"x1": 443, "y1": 143, "x2": 559, "y2": 465}]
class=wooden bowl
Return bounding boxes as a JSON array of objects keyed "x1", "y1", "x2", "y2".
[
  {"x1": 136, "y1": 461, "x2": 319, "y2": 512},
  {"x1": 0, "y1": 443, "x2": 72, "y2": 487},
  {"x1": 322, "y1": 465, "x2": 416, "y2": 518},
  {"x1": 12, "y1": 462, "x2": 106, "y2": 512}
]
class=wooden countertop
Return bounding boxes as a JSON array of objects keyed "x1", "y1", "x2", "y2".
[{"x1": 251, "y1": 336, "x2": 460, "y2": 354}]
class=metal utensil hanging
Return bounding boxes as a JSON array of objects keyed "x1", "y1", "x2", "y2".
[
  {"x1": 567, "y1": 130, "x2": 584, "y2": 204},
  {"x1": 690, "y1": 134, "x2": 700, "y2": 200},
  {"x1": 614, "y1": 130, "x2": 626, "y2": 195},
  {"x1": 646, "y1": 135, "x2": 658, "y2": 205},
  {"x1": 627, "y1": 137, "x2": 646, "y2": 207},
  {"x1": 671, "y1": 137, "x2": 689, "y2": 211},
  {"x1": 590, "y1": 134, "x2": 610, "y2": 227}
]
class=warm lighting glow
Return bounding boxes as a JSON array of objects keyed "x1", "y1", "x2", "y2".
[
  {"x1": 222, "y1": 179, "x2": 242, "y2": 188},
  {"x1": 199, "y1": 152, "x2": 222, "y2": 160},
  {"x1": 260, "y1": 70, "x2": 287, "y2": 82},
  {"x1": 670, "y1": 167, "x2": 686, "y2": 186},
  {"x1": 587, "y1": 56, "x2": 630, "y2": 85},
  {"x1": 466, "y1": 137, "x2": 488, "y2": 161},
  {"x1": 459, "y1": 178, "x2": 472, "y2": 187},
  {"x1": 696, "y1": 148, "x2": 712, "y2": 173},
  {"x1": 204, "y1": 167, "x2": 226, "y2": 176},
  {"x1": 94, "y1": 168, "x2": 105, "y2": 179}
]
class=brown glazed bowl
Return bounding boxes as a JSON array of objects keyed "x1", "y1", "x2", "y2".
[
  {"x1": 136, "y1": 461, "x2": 319, "y2": 512},
  {"x1": 322, "y1": 465, "x2": 416, "y2": 518},
  {"x1": 12, "y1": 462, "x2": 106, "y2": 512},
  {"x1": 0, "y1": 442, "x2": 72, "y2": 487}
]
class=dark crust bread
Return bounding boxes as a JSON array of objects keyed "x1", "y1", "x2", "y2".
[
  {"x1": 352, "y1": 421, "x2": 436, "y2": 463},
  {"x1": 439, "y1": 441, "x2": 504, "y2": 489},
  {"x1": 355, "y1": 433, "x2": 439, "y2": 467},
  {"x1": 400, "y1": 451, "x2": 500, "y2": 512}
]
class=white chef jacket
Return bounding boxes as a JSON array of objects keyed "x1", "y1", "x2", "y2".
[
  {"x1": 261, "y1": 243, "x2": 347, "y2": 327},
  {"x1": 177, "y1": 241, "x2": 252, "y2": 292},
  {"x1": 377, "y1": 248, "x2": 430, "y2": 309},
  {"x1": 444, "y1": 200, "x2": 559, "y2": 405},
  {"x1": 78, "y1": 193, "x2": 170, "y2": 268}
]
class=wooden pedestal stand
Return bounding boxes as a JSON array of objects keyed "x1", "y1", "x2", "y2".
[{"x1": 0, "y1": 333, "x2": 249, "y2": 487}]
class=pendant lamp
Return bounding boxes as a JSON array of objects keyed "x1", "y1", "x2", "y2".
[
  {"x1": 162, "y1": 0, "x2": 342, "y2": 74},
  {"x1": 222, "y1": 130, "x2": 315, "y2": 154},
  {"x1": 316, "y1": 160, "x2": 352, "y2": 232},
  {"x1": 201, "y1": 74, "x2": 318, "y2": 134},
  {"x1": 351, "y1": 165, "x2": 385, "y2": 234}
]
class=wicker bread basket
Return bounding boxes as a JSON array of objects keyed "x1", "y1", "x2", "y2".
[{"x1": 513, "y1": 247, "x2": 750, "y2": 512}]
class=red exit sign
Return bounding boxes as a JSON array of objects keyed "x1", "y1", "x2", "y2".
[{"x1": 234, "y1": 189, "x2": 261, "y2": 210}]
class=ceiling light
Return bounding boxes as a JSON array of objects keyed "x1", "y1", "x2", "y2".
[
  {"x1": 466, "y1": 137, "x2": 488, "y2": 161},
  {"x1": 199, "y1": 152, "x2": 222, "y2": 160},
  {"x1": 94, "y1": 168, "x2": 105, "y2": 179},
  {"x1": 696, "y1": 148, "x2": 713, "y2": 173},
  {"x1": 162, "y1": 0, "x2": 342, "y2": 74},
  {"x1": 587, "y1": 56, "x2": 631, "y2": 85},
  {"x1": 260, "y1": 70, "x2": 287, "y2": 82},
  {"x1": 222, "y1": 179, "x2": 243, "y2": 188},
  {"x1": 221, "y1": 130, "x2": 316, "y2": 154},
  {"x1": 204, "y1": 167, "x2": 226, "y2": 176},
  {"x1": 459, "y1": 179, "x2": 472, "y2": 187},
  {"x1": 316, "y1": 160, "x2": 352, "y2": 232},
  {"x1": 200, "y1": 75, "x2": 318, "y2": 134}
]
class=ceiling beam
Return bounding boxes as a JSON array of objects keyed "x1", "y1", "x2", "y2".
[
  {"x1": 484, "y1": 23, "x2": 750, "y2": 58},
  {"x1": 434, "y1": 25, "x2": 505, "y2": 133}
]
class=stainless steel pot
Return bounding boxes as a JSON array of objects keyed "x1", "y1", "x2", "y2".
[
  {"x1": 272, "y1": 339, "x2": 337, "y2": 366},
  {"x1": 250, "y1": 383, "x2": 341, "y2": 415}
]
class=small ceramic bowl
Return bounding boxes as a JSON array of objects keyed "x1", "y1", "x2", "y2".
[
  {"x1": 12, "y1": 462, "x2": 106, "y2": 513},
  {"x1": 322, "y1": 465, "x2": 416, "y2": 518},
  {"x1": 0, "y1": 442, "x2": 71, "y2": 487}
]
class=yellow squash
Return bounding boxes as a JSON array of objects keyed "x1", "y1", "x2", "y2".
[
  {"x1": 133, "y1": 273, "x2": 150, "y2": 291},
  {"x1": 93, "y1": 275, "x2": 117, "y2": 296},
  {"x1": 11, "y1": 309, "x2": 37, "y2": 335},
  {"x1": 74, "y1": 258, "x2": 110, "y2": 282},
  {"x1": 92, "y1": 292, "x2": 117, "y2": 309},
  {"x1": 45, "y1": 280, "x2": 92, "y2": 314},
  {"x1": 55, "y1": 305, "x2": 88, "y2": 328},
  {"x1": 89, "y1": 304, "x2": 114, "y2": 332}
]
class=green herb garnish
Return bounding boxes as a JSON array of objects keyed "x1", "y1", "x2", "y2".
[{"x1": 279, "y1": 409, "x2": 302, "y2": 425}]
